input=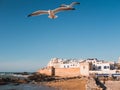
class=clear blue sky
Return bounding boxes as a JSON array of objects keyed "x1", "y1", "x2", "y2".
[{"x1": 0, "y1": 0, "x2": 120, "y2": 72}]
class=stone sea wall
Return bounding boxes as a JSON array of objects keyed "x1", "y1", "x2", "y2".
[
  {"x1": 55, "y1": 68, "x2": 80, "y2": 77},
  {"x1": 37, "y1": 67, "x2": 80, "y2": 77}
]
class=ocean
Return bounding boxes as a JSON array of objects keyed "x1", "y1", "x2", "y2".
[{"x1": 0, "y1": 84, "x2": 55, "y2": 90}]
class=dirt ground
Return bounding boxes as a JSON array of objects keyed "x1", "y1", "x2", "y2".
[
  {"x1": 105, "y1": 81, "x2": 120, "y2": 90},
  {"x1": 45, "y1": 77, "x2": 87, "y2": 90}
]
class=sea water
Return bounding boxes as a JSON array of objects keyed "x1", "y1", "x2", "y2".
[{"x1": 0, "y1": 84, "x2": 55, "y2": 90}]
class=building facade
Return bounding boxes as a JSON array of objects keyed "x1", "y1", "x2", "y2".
[{"x1": 38, "y1": 57, "x2": 118, "y2": 77}]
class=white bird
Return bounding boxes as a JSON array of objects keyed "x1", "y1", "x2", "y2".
[
  {"x1": 27, "y1": 7, "x2": 75, "y2": 19},
  {"x1": 60, "y1": 2, "x2": 80, "y2": 8}
]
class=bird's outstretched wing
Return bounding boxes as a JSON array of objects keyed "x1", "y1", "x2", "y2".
[
  {"x1": 53, "y1": 7, "x2": 75, "y2": 14},
  {"x1": 28, "y1": 10, "x2": 48, "y2": 17},
  {"x1": 60, "y1": 2, "x2": 80, "y2": 7},
  {"x1": 60, "y1": 4, "x2": 68, "y2": 7},
  {"x1": 70, "y1": 2, "x2": 80, "y2": 7}
]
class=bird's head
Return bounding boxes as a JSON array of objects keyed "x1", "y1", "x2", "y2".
[{"x1": 48, "y1": 9, "x2": 52, "y2": 14}]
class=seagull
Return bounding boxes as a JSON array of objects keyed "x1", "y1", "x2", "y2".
[
  {"x1": 60, "y1": 2, "x2": 80, "y2": 8},
  {"x1": 27, "y1": 7, "x2": 75, "y2": 19}
]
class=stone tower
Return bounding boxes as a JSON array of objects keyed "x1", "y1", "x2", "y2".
[{"x1": 80, "y1": 62, "x2": 90, "y2": 76}]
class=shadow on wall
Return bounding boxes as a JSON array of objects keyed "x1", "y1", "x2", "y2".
[{"x1": 94, "y1": 78, "x2": 107, "y2": 90}]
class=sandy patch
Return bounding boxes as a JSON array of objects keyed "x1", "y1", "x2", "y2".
[{"x1": 45, "y1": 77, "x2": 87, "y2": 90}]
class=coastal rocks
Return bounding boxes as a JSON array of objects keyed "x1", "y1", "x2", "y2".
[
  {"x1": 0, "y1": 79, "x2": 8, "y2": 85},
  {"x1": 0, "y1": 73, "x2": 55, "y2": 86},
  {"x1": 0, "y1": 77, "x2": 28, "y2": 85},
  {"x1": 0, "y1": 82, "x2": 8, "y2": 85},
  {"x1": 28, "y1": 73, "x2": 55, "y2": 82},
  {"x1": 0, "y1": 73, "x2": 56, "y2": 90}
]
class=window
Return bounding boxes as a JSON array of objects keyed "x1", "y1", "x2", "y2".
[
  {"x1": 67, "y1": 65, "x2": 69, "y2": 68},
  {"x1": 104, "y1": 66, "x2": 107, "y2": 69},
  {"x1": 104, "y1": 66, "x2": 109, "y2": 69},
  {"x1": 98, "y1": 66, "x2": 101, "y2": 70}
]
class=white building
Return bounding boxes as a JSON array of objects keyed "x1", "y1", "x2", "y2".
[
  {"x1": 47, "y1": 58, "x2": 64, "y2": 68},
  {"x1": 118, "y1": 57, "x2": 120, "y2": 63},
  {"x1": 47, "y1": 58, "x2": 81, "y2": 68},
  {"x1": 47, "y1": 57, "x2": 117, "y2": 74},
  {"x1": 95, "y1": 63, "x2": 110, "y2": 71},
  {"x1": 60, "y1": 60, "x2": 80, "y2": 68}
]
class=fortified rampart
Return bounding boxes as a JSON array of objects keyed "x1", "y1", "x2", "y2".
[
  {"x1": 37, "y1": 67, "x2": 54, "y2": 76},
  {"x1": 37, "y1": 62, "x2": 90, "y2": 77},
  {"x1": 37, "y1": 67, "x2": 81, "y2": 77},
  {"x1": 55, "y1": 68, "x2": 80, "y2": 77}
]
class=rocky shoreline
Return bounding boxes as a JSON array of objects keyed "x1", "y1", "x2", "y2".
[
  {"x1": 2, "y1": 73, "x2": 120, "y2": 90},
  {"x1": 0, "y1": 73, "x2": 55, "y2": 90},
  {"x1": 0, "y1": 73, "x2": 88, "y2": 90}
]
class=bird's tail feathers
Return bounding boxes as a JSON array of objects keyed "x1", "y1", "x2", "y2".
[
  {"x1": 54, "y1": 15, "x2": 58, "y2": 19},
  {"x1": 48, "y1": 15, "x2": 58, "y2": 19}
]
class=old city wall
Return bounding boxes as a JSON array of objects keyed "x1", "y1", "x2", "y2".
[
  {"x1": 37, "y1": 67, "x2": 80, "y2": 77},
  {"x1": 37, "y1": 67, "x2": 52, "y2": 76},
  {"x1": 55, "y1": 68, "x2": 80, "y2": 77}
]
